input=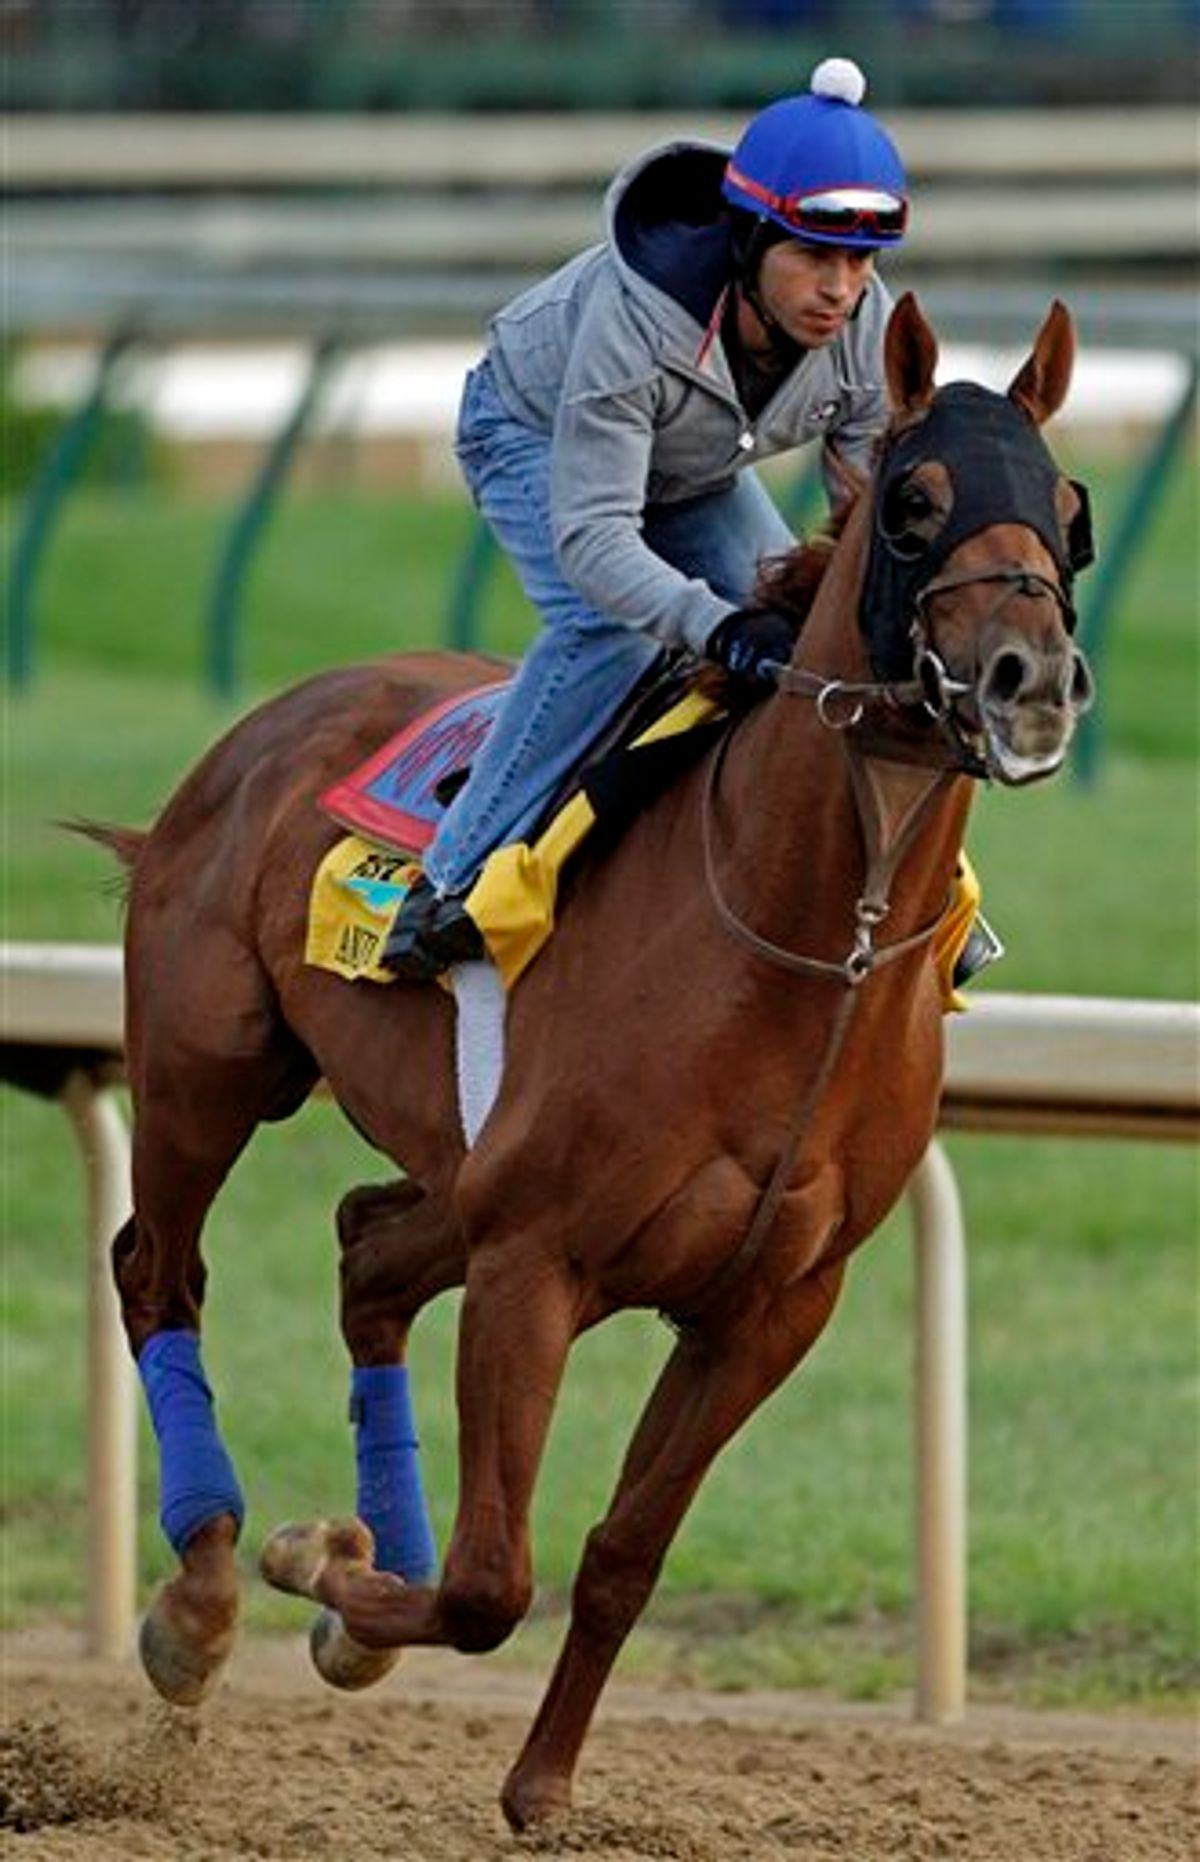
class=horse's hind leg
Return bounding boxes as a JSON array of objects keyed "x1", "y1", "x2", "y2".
[
  {"x1": 501, "y1": 1262, "x2": 846, "y2": 1830},
  {"x1": 115, "y1": 1124, "x2": 248, "y2": 1706},
  {"x1": 300, "y1": 1178, "x2": 466, "y2": 1690},
  {"x1": 118, "y1": 972, "x2": 316, "y2": 1707}
]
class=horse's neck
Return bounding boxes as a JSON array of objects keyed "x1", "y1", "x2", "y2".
[
  {"x1": 721, "y1": 504, "x2": 972, "y2": 944},
  {"x1": 793, "y1": 481, "x2": 876, "y2": 686}
]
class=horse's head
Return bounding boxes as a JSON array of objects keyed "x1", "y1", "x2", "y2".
[{"x1": 859, "y1": 294, "x2": 1095, "y2": 784}]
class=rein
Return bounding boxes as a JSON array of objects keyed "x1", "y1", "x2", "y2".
[
  {"x1": 685, "y1": 711, "x2": 959, "y2": 1327},
  {"x1": 700, "y1": 724, "x2": 956, "y2": 989}
]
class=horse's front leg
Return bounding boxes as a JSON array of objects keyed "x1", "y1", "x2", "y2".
[
  {"x1": 295, "y1": 1178, "x2": 466, "y2": 1689},
  {"x1": 501, "y1": 1261, "x2": 846, "y2": 1831},
  {"x1": 265, "y1": 1234, "x2": 581, "y2": 1656}
]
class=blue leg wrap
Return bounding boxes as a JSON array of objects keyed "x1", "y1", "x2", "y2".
[
  {"x1": 138, "y1": 1330, "x2": 245, "y2": 1556},
  {"x1": 350, "y1": 1365, "x2": 437, "y2": 1582}
]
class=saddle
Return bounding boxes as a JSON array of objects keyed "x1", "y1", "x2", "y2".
[{"x1": 308, "y1": 659, "x2": 727, "y2": 990}]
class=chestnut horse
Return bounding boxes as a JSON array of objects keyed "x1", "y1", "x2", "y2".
[{"x1": 90, "y1": 296, "x2": 1092, "y2": 1831}]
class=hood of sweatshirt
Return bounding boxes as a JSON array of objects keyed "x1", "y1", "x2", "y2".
[{"x1": 604, "y1": 141, "x2": 736, "y2": 350}]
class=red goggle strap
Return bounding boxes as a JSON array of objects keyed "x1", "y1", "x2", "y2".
[{"x1": 725, "y1": 161, "x2": 907, "y2": 233}]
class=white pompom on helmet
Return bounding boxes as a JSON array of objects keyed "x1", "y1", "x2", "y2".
[{"x1": 723, "y1": 58, "x2": 909, "y2": 251}]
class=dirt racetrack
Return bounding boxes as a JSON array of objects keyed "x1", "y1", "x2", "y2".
[{"x1": 2, "y1": 1628, "x2": 1196, "y2": 1861}]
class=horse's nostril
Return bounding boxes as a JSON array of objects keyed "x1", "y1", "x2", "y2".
[
  {"x1": 985, "y1": 650, "x2": 1028, "y2": 706},
  {"x1": 1070, "y1": 649, "x2": 1096, "y2": 713}
]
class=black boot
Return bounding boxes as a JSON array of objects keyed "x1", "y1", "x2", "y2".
[
  {"x1": 380, "y1": 876, "x2": 485, "y2": 982},
  {"x1": 952, "y1": 912, "x2": 1005, "y2": 991}
]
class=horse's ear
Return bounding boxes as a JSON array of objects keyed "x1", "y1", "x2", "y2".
[
  {"x1": 885, "y1": 292, "x2": 938, "y2": 417},
  {"x1": 1008, "y1": 299, "x2": 1075, "y2": 427}
]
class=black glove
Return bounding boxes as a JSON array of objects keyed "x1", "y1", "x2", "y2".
[{"x1": 705, "y1": 608, "x2": 797, "y2": 689}]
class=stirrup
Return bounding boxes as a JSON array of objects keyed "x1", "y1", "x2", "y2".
[
  {"x1": 951, "y1": 913, "x2": 1005, "y2": 990},
  {"x1": 381, "y1": 879, "x2": 484, "y2": 982}
]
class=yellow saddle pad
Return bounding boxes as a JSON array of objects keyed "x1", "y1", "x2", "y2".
[{"x1": 306, "y1": 842, "x2": 421, "y2": 983}]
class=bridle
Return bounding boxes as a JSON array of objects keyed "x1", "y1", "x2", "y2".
[
  {"x1": 701, "y1": 542, "x2": 1076, "y2": 988},
  {"x1": 773, "y1": 560, "x2": 1074, "y2": 779}
]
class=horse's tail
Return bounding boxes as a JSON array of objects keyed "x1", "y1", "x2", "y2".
[{"x1": 60, "y1": 818, "x2": 147, "y2": 901}]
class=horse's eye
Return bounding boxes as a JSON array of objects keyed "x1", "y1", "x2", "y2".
[
  {"x1": 900, "y1": 484, "x2": 933, "y2": 520},
  {"x1": 881, "y1": 477, "x2": 936, "y2": 556}
]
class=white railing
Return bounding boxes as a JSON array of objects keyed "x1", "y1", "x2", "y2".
[
  {"x1": 2, "y1": 945, "x2": 136, "y2": 1659},
  {"x1": 3, "y1": 942, "x2": 1197, "y2": 1716}
]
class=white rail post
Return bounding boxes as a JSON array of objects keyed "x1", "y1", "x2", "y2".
[
  {"x1": 909, "y1": 1139, "x2": 967, "y2": 1723},
  {"x1": 61, "y1": 1069, "x2": 138, "y2": 1659}
]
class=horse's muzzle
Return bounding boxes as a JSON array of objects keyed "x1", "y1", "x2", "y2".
[{"x1": 976, "y1": 639, "x2": 1095, "y2": 785}]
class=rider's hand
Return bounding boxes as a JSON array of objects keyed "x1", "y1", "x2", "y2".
[{"x1": 705, "y1": 608, "x2": 796, "y2": 689}]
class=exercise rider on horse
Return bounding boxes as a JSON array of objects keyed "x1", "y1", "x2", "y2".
[{"x1": 385, "y1": 58, "x2": 994, "y2": 984}]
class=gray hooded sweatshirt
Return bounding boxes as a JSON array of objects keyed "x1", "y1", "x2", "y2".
[{"x1": 485, "y1": 140, "x2": 894, "y2": 657}]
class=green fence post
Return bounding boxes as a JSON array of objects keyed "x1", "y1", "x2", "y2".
[
  {"x1": 6, "y1": 328, "x2": 138, "y2": 690},
  {"x1": 1074, "y1": 355, "x2": 1198, "y2": 785},
  {"x1": 204, "y1": 334, "x2": 344, "y2": 701},
  {"x1": 446, "y1": 513, "x2": 498, "y2": 653},
  {"x1": 780, "y1": 459, "x2": 826, "y2": 533}
]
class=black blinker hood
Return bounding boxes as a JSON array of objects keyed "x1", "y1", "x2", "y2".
[{"x1": 861, "y1": 381, "x2": 1093, "y2": 682}]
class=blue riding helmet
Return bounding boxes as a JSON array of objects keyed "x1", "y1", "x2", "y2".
[{"x1": 723, "y1": 58, "x2": 908, "y2": 252}]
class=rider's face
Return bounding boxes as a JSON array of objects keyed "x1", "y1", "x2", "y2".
[{"x1": 754, "y1": 240, "x2": 876, "y2": 348}]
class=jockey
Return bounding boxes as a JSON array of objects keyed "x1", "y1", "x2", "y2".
[{"x1": 384, "y1": 58, "x2": 910, "y2": 980}]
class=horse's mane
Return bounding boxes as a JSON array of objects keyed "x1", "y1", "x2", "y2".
[
  {"x1": 693, "y1": 516, "x2": 848, "y2": 705},
  {"x1": 753, "y1": 522, "x2": 843, "y2": 620}
]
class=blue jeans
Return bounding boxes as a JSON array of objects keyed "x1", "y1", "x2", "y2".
[{"x1": 424, "y1": 357, "x2": 794, "y2": 895}]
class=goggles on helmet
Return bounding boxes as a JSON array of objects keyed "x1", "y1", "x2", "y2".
[{"x1": 724, "y1": 166, "x2": 908, "y2": 244}]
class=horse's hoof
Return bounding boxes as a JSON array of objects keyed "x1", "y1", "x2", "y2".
[
  {"x1": 500, "y1": 1764, "x2": 573, "y2": 1834},
  {"x1": 259, "y1": 1520, "x2": 330, "y2": 1598},
  {"x1": 139, "y1": 1597, "x2": 234, "y2": 1708},
  {"x1": 309, "y1": 1607, "x2": 403, "y2": 1691},
  {"x1": 259, "y1": 1518, "x2": 375, "y2": 1600}
]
